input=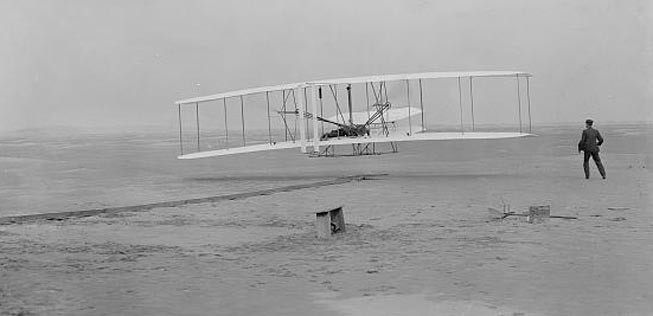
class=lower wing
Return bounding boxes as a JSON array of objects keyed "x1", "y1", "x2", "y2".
[{"x1": 178, "y1": 132, "x2": 534, "y2": 159}]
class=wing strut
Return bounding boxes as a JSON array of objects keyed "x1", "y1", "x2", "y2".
[
  {"x1": 457, "y1": 77, "x2": 464, "y2": 134},
  {"x1": 304, "y1": 87, "x2": 310, "y2": 139},
  {"x1": 310, "y1": 85, "x2": 319, "y2": 153},
  {"x1": 406, "y1": 80, "x2": 412, "y2": 136},
  {"x1": 469, "y1": 77, "x2": 475, "y2": 132},
  {"x1": 418, "y1": 79, "x2": 425, "y2": 132},
  {"x1": 195, "y1": 102, "x2": 200, "y2": 151},
  {"x1": 282, "y1": 90, "x2": 287, "y2": 141},
  {"x1": 223, "y1": 98, "x2": 229, "y2": 149},
  {"x1": 291, "y1": 90, "x2": 298, "y2": 139},
  {"x1": 365, "y1": 82, "x2": 371, "y2": 121},
  {"x1": 178, "y1": 104, "x2": 183, "y2": 155},
  {"x1": 266, "y1": 91, "x2": 272, "y2": 144},
  {"x1": 319, "y1": 87, "x2": 324, "y2": 136},
  {"x1": 346, "y1": 84, "x2": 353, "y2": 124},
  {"x1": 526, "y1": 76, "x2": 532, "y2": 133},
  {"x1": 383, "y1": 81, "x2": 389, "y2": 104},
  {"x1": 240, "y1": 96, "x2": 246, "y2": 146},
  {"x1": 516, "y1": 74, "x2": 523, "y2": 133},
  {"x1": 296, "y1": 86, "x2": 307, "y2": 153}
]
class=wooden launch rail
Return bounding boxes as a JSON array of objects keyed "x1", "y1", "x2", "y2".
[
  {"x1": 0, "y1": 174, "x2": 385, "y2": 225},
  {"x1": 488, "y1": 205, "x2": 578, "y2": 222}
]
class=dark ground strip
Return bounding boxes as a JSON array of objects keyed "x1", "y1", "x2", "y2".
[{"x1": 0, "y1": 174, "x2": 386, "y2": 225}]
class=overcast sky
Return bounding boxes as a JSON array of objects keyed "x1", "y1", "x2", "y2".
[{"x1": 0, "y1": 0, "x2": 650, "y2": 133}]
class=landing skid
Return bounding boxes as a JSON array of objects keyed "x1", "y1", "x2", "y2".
[{"x1": 310, "y1": 142, "x2": 399, "y2": 157}]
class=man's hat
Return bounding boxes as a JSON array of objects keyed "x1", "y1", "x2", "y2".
[{"x1": 585, "y1": 118, "x2": 594, "y2": 124}]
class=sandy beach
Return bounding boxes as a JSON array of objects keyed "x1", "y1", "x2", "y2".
[{"x1": 1, "y1": 123, "x2": 651, "y2": 315}]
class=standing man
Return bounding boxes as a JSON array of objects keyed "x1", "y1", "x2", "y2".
[{"x1": 578, "y1": 119, "x2": 606, "y2": 179}]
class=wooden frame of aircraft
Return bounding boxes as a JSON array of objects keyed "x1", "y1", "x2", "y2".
[{"x1": 174, "y1": 71, "x2": 534, "y2": 159}]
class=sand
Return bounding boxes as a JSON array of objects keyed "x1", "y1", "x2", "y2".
[{"x1": 0, "y1": 123, "x2": 651, "y2": 315}]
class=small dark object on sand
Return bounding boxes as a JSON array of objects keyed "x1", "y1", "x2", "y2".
[{"x1": 607, "y1": 207, "x2": 630, "y2": 211}]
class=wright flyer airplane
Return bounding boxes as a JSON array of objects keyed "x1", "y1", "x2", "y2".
[{"x1": 174, "y1": 71, "x2": 534, "y2": 159}]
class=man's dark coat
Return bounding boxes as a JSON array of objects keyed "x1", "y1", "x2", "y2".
[{"x1": 578, "y1": 127, "x2": 604, "y2": 153}]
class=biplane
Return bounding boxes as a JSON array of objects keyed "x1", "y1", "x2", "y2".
[{"x1": 174, "y1": 71, "x2": 534, "y2": 159}]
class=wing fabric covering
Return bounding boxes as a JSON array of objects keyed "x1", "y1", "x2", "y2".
[
  {"x1": 177, "y1": 132, "x2": 533, "y2": 159},
  {"x1": 177, "y1": 141, "x2": 302, "y2": 159},
  {"x1": 175, "y1": 71, "x2": 531, "y2": 106}
]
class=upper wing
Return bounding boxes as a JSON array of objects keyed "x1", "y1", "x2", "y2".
[
  {"x1": 308, "y1": 71, "x2": 532, "y2": 86},
  {"x1": 175, "y1": 71, "x2": 531, "y2": 105}
]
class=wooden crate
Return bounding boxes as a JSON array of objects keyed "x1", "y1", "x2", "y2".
[{"x1": 316, "y1": 206, "x2": 345, "y2": 238}]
